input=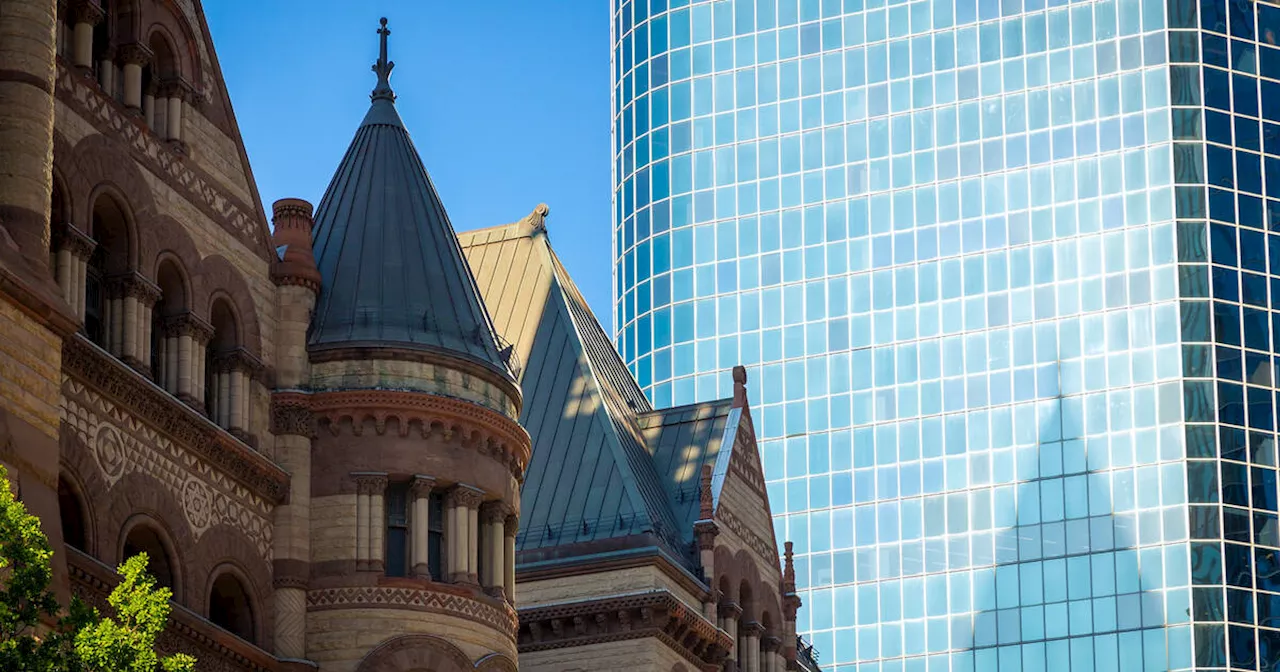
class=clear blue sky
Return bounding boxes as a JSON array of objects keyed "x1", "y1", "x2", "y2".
[{"x1": 204, "y1": 1, "x2": 615, "y2": 321}]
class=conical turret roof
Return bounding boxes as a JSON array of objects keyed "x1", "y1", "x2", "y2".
[{"x1": 308, "y1": 18, "x2": 511, "y2": 379}]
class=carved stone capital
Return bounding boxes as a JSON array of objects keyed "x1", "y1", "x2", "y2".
[
  {"x1": 351, "y1": 472, "x2": 388, "y2": 495},
  {"x1": 107, "y1": 271, "x2": 161, "y2": 305},
  {"x1": 161, "y1": 312, "x2": 214, "y2": 342},
  {"x1": 718, "y1": 601, "x2": 742, "y2": 619},
  {"x1": 72, "y1": 0, "x2": 104, "y2": 25},
  {"x1": 481, "y1": 500, "x2": 510, "y2": 525},
  {"x1": 409, "y1": 474, "x2": 436, "y2": 498},
  {"x1": 270, "y1": 394, "x2": 313, "y2": 437},
  {"x1": 503, "y1": 514, "x2": 518, "y2": 538},
  {"x1": 740, "y1": 620, "x2": 765, "y2": 637},
  {"x1": 59, "y1": 224, "x2": 96, "y2": 261},
  {"x1": 117, "y1": 42, "x2": 153, "y2": 66},
  {"x1": 447, "y1": 484, "x2": 484, "y2": 509},
  {"x1": 211, "y1": 347, "x2": 263, "y2": 376},
  {"x1": 157, "y1": 77, "x2": 193, "y2": 101},
  {"x1": 762, "y1": 635, "x2": 781, "y2": 653},
  {"x1": 693, "y1": 519, "x2": 719, "y2": 551}
]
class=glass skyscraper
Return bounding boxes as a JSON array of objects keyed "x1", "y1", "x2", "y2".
[{"x1": 611, "y1": 0, "x2": 1280, "y2": 669}]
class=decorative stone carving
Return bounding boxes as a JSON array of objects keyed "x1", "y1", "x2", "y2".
[
  {"x1": 117, "y1": 42, "x2": 152, "y2": 66},
  {"x1": 61, "y1": 354, "x2": 278, "y2": 560},
  {"x1": 53, "y1": 64, "x2": 271, "y2": 259},
  {"x1": 269, "y1": 394, "x2": 313, "y2": 437},
  {"x1": 60, "y1": 337, "x2": 288, "y2": 504},
  {"x1": 72, "y1": 0, "x2": 104, "y2": 25},
  {"x1": 307, "y1": 586, "x2": 517, "y2": 641},
  {"x1": 309, "y1": 389, "x2": 530, "y2": 482},
  {"x1": 518, "y1": 590, "x2": 732, "y2": 669}
]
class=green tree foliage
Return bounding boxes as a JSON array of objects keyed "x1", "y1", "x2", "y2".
[{"x1": 0, "y1": 465, "x2": 195, "y2": 672}]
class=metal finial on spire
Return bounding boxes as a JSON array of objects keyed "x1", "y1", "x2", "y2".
[{"x1": 371, "y1": 17, "x2": 395, "y2": 102}]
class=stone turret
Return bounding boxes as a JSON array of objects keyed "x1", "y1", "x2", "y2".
[
  {"x1": 269, "y1": 197, "x2": 320, "y2": 662},
  {"x1": 270, "y1": 19, "x2": 528, "y2": 669}
]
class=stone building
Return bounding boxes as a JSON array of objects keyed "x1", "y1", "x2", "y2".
[{"x1": 0, "y1": 1, "x2": 816, "y2": 670}]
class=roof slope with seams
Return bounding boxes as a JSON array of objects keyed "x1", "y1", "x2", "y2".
[
  {"x1": 459, "y1": 212, "x2": 750, "y2": 573},
  {"x1": 307, "y1": 20, "x2": 510, "y2": 379}
]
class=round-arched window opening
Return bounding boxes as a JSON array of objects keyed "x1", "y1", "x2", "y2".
[
  {"x1": 122, "y1": 524, "x2": 176, "y2": 594},
  {"x1": 58, "y1": 477, "x2": 87, "y2": 550},
  {"x1": 208, "y1": 573, "x2": 254, "y2": 644}
]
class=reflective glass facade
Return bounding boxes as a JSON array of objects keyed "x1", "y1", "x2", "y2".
[{"x1": 610, "y1": 0, "x2": 1280, "y2": 669}]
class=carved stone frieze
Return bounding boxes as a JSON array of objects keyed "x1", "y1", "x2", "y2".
[
  {"x1": 53, "y1": 64, "x2": 271, "y2": 259},
  {"x1": 518, "y1": 590, "x2": 731, "y2": 670},
  {"x1": 62, "y1": 375, "x2": 274, "y2": 560},
  {"x1": 717, "y1": 506, "x2": 779, "y2": 570},
  {"x1": 308, "y1": 389, "x2": 531, "y2": 482},
  {"x1": 306, "y1": 585, "x2": 518, "y2": 641},
  {"x1": 61, "y1": 336, "x2": 289, "y2": 505}
]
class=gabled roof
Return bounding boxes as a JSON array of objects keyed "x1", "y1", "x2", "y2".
[
  {"x1": 307, "y1": 20, "x2": 511, "y2": 379},
  {"x1": 459, "y1": 213, "x2": 745, "y2": 573},
  {"x1": 460, "y1": 218, "x2": 684, "y2": 561}
]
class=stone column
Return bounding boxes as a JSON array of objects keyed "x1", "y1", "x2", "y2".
[
  {"x1": 352, "y1": 473, "x2": 385, "y2": 572},
  {"x1": 117, "y1": 42, "x2": 150, "y2": 112},
  {"x1": 466, "y1": 499, "x2": 480, "y2": 585},
  {"x1": 71, "y1": 0, "x2": 103, "y2": 74},
  {"x1": 270, "y1": 399, "x2": 312, "y2": 660},
  {"x1": 503, "y1": 514, "x2": 517, "y2": 602},
  {"x1": 409, "y1": 475, "x2": 434, "y2": 578},
  {"x1": 188, "y1": 318, "x2": 212, "y2": 412},
  {"x1": 57, "y1": 227, "x2": 94, "y2": 319},
  {"x1": 741, "y1": 621, "x2": 762, "y2": 672},
  {"x1": 134, "y1": 277, "x2": 160, "y2": 378},
  {"x1": 142, "y1": 81, "x2": 156, "y2": 130},
  {"x1": 762, "y1": 637, "x2": 781, "y2": 672},
  {"x1": 720, "y1": 602, "x2": 742, "y2": 664},
  {"x1": 228, "y1": 367, "x2": 244, "y2": 432},
  {"x1": 445, "y1": 488, "x2": 463, "y2": 583},
  {"x1": 369, "y1": 476, "x2": 386, "y2": 573},
  {"x1": 480, "y1": 502, "x2": 506, "y2": 595},
  {"x1": 160, "y1": 79, "x2": 188, "y2": 143},
  {"x1": 160, "y1": 317, "x2": 179, "y2": 393},
  {"x1": 97, "y1": 44, "x2": 113, "y2": 94}
]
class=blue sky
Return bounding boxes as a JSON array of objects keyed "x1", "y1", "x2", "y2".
[{"x1": 204, "y1": 1, "x2": 615, "y2": 321}]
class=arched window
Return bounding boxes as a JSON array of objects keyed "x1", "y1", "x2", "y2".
[
  {"x1": 122, "y1": 524, "x2": 176, "y2": 594},
  {"x1": 87, "y1": 193, "x2": 131, "y2": 350},
  {"x1": 144, "y1": 33, "x2": 178, "y2": 136},
  {"x1": 205, "y1": 298, "x2": 249, "y2": 434},
  {"x1": 58, "y1": 477, "x2": 88, "y2": 550},
  {"x1": 153, "y1": 260, "x2": 187, "y2": 390},
  {"x1": 208, "y1": 572, "x2": 255, "y2": 644}
]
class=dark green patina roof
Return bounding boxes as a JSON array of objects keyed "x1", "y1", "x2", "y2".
[
  {"x1": 308, "y1": 19, "x2": 510, "y2": 378},
  {"x1": 460, "y1": 219, "x2": 746, "y2": 574}
]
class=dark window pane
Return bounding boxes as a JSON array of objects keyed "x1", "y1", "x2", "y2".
[{"x1": 1230, "y1": 624, "x2": 1257, "y2": 669}]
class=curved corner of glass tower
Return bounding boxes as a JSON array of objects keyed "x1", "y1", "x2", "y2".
[{"x1": 612, "y1": 0, "x2": 1280, "y2": 668}]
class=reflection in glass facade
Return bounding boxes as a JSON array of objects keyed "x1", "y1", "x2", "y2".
[{"x1": 611, "y1": 0, "x2": 1280, "y2": 668}]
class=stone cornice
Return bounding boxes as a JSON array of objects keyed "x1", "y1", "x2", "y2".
[
  {"x1": 62, "y1": 334, "x2": 289, "y2": 503},
  {"x1": 54, "y1": 62, "x2": 272, "y2": 261},
  {"x1": 307, "y1": 584, "x2": 517, "y2": 642},
  {"x1": 307, "y1": 389, "x2": 531, "y2": 483},
  {"x1": 518, "y1": 590, "x2": 732, "y2": 670},
  {"x1": 516, "y1": 545, "x2": 710, "y2": 604}
]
